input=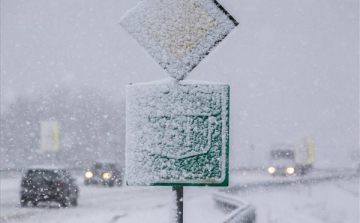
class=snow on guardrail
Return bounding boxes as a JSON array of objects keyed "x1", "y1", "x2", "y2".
[
  {"x1": 213, "y1": 192, "x2": 256, "y2": 223},
  {"x1": 226, "y1": 172, "x2": 352, "y2": 193}
]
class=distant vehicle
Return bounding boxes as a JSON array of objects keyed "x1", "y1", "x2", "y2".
[
  {"x1": 84, "y1": 162, "x2": 122, "y2": 187},
  {"x1": 267, "y1": 137, "x2": 314, "y2": 176},
  {"x1": 20, "y1": 166, "x2": 79, "y2": 207}
]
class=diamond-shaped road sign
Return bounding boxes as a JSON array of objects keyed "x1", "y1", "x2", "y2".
[
  {"x1": 126, "y1": 80, "x2": 229, "y2": 186},
  {"x1": 120, "y1": 0, "x2": 238, "y2": 80}
]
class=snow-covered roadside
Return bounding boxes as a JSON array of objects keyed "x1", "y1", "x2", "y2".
[
  {"x1": 2, "y1": 173, "x2": 358, "y2": 223},
  {"x1": 237, "y1": 178, "x2": 359, "y2": 223},
  {"x1": 0, "y1": 177, "x2": 224, "y2": 223}
]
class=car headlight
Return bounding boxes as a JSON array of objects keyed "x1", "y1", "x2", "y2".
[
  {"x1": 85, "y1": 171, "x2": 93, "y2": 178},
  {"x1": 102, "y1": 172, "x2": 111, "y2": 179},
  {"x1": 286, "y1": 167, "x2": 295, "y2": 175},
  {"x1": 268, "y1": 167, "x2": 276, "y2": 174}
]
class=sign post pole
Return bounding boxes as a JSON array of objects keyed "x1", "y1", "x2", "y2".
[{"x1": 172, "y1": 186, "x2": 183, "y2": 223}]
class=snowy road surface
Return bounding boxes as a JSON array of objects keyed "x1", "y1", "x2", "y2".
[
  {"x1": 0, "y1": 176, "x2": 224, "y2": 223},
  {"x1": 233, "y1": 176, "x2": 359, "y2": 223},
  {"x1": 1, "y1": 171, "x2": 359, "y2": 223}
]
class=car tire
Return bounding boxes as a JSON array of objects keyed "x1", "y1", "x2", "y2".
[
  {"x1": 70, "y1": 198, "x2": 78, "y2": 206},
  {"x1": 107, "y1": 181, "x2": 115, "y2": 187},
  {"x1": 60, "y1": 200, "x2": 68, "y2": 207},
  {"x1": 20, "y1": 196, "x2": 27, "y2": 207},
  {"x1": 60, "y1": 196, "x2": 70, "y2": 207},
  {"x1": 31, "y1": 201, "x2": 38, "y2": 207}
]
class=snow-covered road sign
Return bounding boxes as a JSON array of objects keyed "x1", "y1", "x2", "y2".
[
  {"x1": 40, "y1": 121, "x2": 59, "y2": 152},
  {"x1": 120, "y1": 0, "x2": 238, "y2": 80},
  {"x1": 126, "y1": 79, "x2": 229, "y2": 186}
]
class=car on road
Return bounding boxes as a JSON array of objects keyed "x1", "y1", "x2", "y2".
[
  {"x1": 267, "y1": 139, "x2": 314, "y2": 176},
  {"x1": 20, "y1": 166, "x2": 79, "y2": 207},
  {"x1": 84, "y1": 162, "x2": 122, "y2": 187}
]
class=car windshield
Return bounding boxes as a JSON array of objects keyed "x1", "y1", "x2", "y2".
[
  {"x1": 26, "y1": 169, "x2": 60, "y2": 181},
  {"x1": 271, "y1": 150, "x2": 295, "y2": 160},
  {"x1": 93, "y1": 163, "x2": 116, "y2": 170},
  {"x1": 57, "y1": 170, "x2": 71, "y2": 179}
]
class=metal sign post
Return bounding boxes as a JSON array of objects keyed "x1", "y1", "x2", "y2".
[
  {"x1": 172, "y1": 186, "x2": 183, "y2": 223},
  {"x1": 120, "y1": 0, "x2": 238, "y2": 222}
]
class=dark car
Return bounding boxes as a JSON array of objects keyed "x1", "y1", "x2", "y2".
[
  {"x1": 84, "y1": 162, "x2": 122, "y2": 187},
  {"x1": 20, "y1": 166, "x2": 79, "y2": 207}
]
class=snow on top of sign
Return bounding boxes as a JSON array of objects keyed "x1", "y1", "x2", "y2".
[
  {"x1": 120, "y1": 0, "x2": 238, "y2": 81},
  {"x1": 130, "y1": 78, "x2": 227, "y2": 86},
  {"x1": 126, "y1": 80, "x2": 229, "y2": 185},
  {"x1": 130, "y1": 78, "x2": 177, "y2": 86}
]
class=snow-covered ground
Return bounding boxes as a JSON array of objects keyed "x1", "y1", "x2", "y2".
[
  {"x1": 228, "y1": 170, "x2": 359, "y2": 223},
  {"x1": 1, "y1": 171, "x2": 358, "y2": 223},
  {"x1": 238, "y1": 177, "x2": 359, "y2": 223},
  {"x1": 0, "y1": 175, "x2": 224, "y2": 223}
]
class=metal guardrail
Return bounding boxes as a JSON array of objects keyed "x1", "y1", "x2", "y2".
[
  {"x1": 212, "y1": 170, "x2": 357, "y2": 223},
  {"x1": 213, "y1": 192, "x2": 256, "y2": 223},
  {"x1": 226, "y1": 173, "x2": 351, "y2": 193}
]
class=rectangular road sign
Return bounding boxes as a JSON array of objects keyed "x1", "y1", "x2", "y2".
[
  {"x1": 40, "y1": 121, "x2": 59, "y2": 152},
  {"x1": 126, "y1": 79, "x2": 229, "y2": 186}
]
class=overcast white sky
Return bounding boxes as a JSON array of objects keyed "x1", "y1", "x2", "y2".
[{"x1": 1, "y1": 0, "x2": 359, "y2": 167}]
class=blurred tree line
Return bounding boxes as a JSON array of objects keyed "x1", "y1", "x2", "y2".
[{"x1": 0, "y1": 86, "x2": 125, "y2": 169}]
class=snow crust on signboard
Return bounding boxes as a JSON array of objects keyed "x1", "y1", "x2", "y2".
[
  {"x1": 120, "y1": 0, "x2": 238, "y2": 80},
  {"x1": 130, "y1": 78, "x2": 227, "y2": 86},
  {"x1": 126, "y1": 79, "x2": 229, "y2": 186}
]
